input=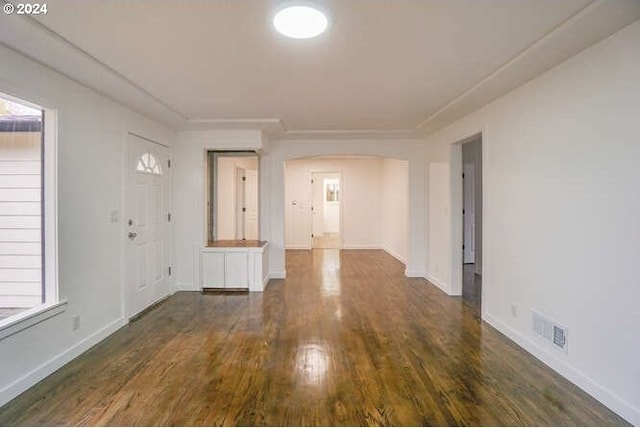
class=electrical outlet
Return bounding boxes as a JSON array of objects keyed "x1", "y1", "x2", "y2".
[
  {"x1": 510, "y1": 304, "x2": 518, "y2": 318},
  {"x1": 72, "y1": 315, "x2": 80, "y2": 331}
]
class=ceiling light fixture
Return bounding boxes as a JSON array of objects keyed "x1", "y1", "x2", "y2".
[{"x1": 273, "y1": 5, "x2": 329, "y2": 39}]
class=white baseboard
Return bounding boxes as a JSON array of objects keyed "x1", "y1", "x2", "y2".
[
  {"x1": 269, "y1": 270, "x2": 286, "y2": 279},
  {"x1": 0, "y1": 317, "x2": 126, "y2": 407},
  {"x1": 424, "y1": 273, "x2": 449, "y2": 294},
  {"x1": 484, "y1": 312, "x2": 639, "y2": 426},
  {"x1": 404, "y1": 270, "x2": 426, "y2": 278},
  {"x1": 175, "y1": 282, "x2": 198, "y2": 291},
  {"x1": 341, "y1": 244, "x2": 382, "y2": 250},
  {"x1": 381, "y1": 246, "x2": 406, "y2": 265}
]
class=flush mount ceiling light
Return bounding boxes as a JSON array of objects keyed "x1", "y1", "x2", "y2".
[{"x1": 273, "y1": 5, "x2": 329, "y2": 39}]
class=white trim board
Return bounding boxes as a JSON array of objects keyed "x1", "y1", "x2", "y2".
[
  {"x1": 424, "y1": 273, "x2": 450, "y2": 295},
  {"x1": 381, "y1": 245, "x2": 407, "y2": 265},
  {"x1": 269, "y1": 271, "x2": 286, "y2": 279},
  {"x1": 405, "y1": 270, "x2": 427, "y2": 278},
  {"x1": 174, "y1": 283, "x2": 199, "y2": 292},
  {"x1": 0, "y1": 317, "x2": 126, "y2": 407},
  {"x1": 484, "y1": 312, "x2": 639, "y2": 426},
  {"x1": 0, "y1": 301, "x2": 67, "y2": 341},
  {"x1": 341, "y1": 244, "x2": 383, "y2": 250}
]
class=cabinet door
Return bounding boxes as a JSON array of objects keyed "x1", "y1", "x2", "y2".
[
  {"x1": 225, "y1": 252, "x2": 248, "y2": 288},
  {"x1": 202, "y1": 252, "x2": 225, "y2": 287}
]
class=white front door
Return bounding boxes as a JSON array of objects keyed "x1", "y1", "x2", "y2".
[
  {"x1": 244, "y1": 169, "x2": 259, "y2": 240},
  {"x1": 126, "y1": 134, "x2": 170, "y2": 318},
  {"x1": 463, "y1": 163, "x2": 475, "y2": 264}
]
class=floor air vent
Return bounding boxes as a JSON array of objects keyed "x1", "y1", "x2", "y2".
[{"x1": 532, "y1": 311, "x2": 568, "y2": 354}]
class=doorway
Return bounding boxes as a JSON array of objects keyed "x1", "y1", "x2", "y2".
[
  {"x1": 311, "y1": 172, "x2": 341, "y2": 249},
  {"x1": 207, "y1": 152, "x2": 259, "y2": 241},
  {"x1": 125, "y1": 133, "x2": 171, "y2": 319},
  {"x1": 461, "y1": 138, "x2": 483, "y2": 313}
]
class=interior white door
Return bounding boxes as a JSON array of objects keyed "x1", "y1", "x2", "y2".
[
  {"x1": 244, "y1": 169, "x2": 259, "y2": 240},
  {"x1": 235, "y1": 167, "x2": 245, "y2": 239},
  {"x1": 311, "y1": 173, "x2": 324, "y2": 238},
  {"x1": 463, "y1": 163, "x2": 475, "y2": 264},
  {"x1": 126, "y1": 134, "x2": 170, "y2": 318}
]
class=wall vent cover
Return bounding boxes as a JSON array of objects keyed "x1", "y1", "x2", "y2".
[{"x1": 532, "y1": 310, "x2": 568, "y2": 354}]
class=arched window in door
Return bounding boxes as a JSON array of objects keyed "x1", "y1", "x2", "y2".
[{"x1": 136, "y1": 152, "x2": 162, "y2": 175}]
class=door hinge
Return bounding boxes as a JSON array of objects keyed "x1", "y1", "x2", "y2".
[
  {"x1": 168, "y1": 159, "x2": 171, "y2": 168},
  {"x1": 167, "y1": 213, "x2": 172, "y2": 222},
  {"x1": 242, "y1": 207, "x2": 246, "y2": 212},
  {"x1": 311, "y1": 233, "x2": 314, "y2": 238},
  {"x1": 242, "y1": 176, "x2": 246, "y2": 181},
  {"x1": 311, "y1": 179, "x2": 314, "y2": 184},
  {"x1": 462, "y1": 209, "x2": 465, "y2": 214},
  {"x1": 168, "y1": 266, "x2": 172, "y2": 276},
  {"x1": 462, "y1": 244, "x2": 465, "y2": 250},
  {"x1": 462, "y1": 173, "x2": 465, "y2": 179}
]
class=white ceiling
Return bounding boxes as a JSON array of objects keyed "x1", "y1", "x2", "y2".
[{"x1": 2, "y1": 0, "x2": 640, "y2": 138}]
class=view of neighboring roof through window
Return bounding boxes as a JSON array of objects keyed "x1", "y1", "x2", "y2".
[{"x1": 0, "y1": 96, "x2": 44, "y2": 322}]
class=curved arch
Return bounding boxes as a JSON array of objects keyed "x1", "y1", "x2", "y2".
[{"x1": 267, "y1": 140, "x2": 427, "y2": 280}]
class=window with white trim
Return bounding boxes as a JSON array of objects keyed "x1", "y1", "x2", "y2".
[{"x1": 0, "y1": 92, "x2": 58, "y2": 331}]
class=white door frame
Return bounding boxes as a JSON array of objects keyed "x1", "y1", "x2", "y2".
[
  {"x1": 308, "y1": 170, "x2": 343, "y2": 249},
  {"x1": 122, "y1": 132, "x2": 171, "y2": 320},
  {"x1": 449, "y1": 133, "x2": 484, "y2": 302},
  {"x1": 463, "y1": 162, "x2": 476, "y2": 264}
]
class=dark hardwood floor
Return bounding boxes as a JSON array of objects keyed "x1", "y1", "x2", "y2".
[{"x1": 0, "y1": 249, "x2": 628, "y2": 426}]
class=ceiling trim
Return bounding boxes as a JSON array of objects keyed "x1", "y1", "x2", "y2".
[
  {"x1": 415, "y1": 0, "x2": 640, "y2": 136},
  {"x1": 2, "y1": 0, "x2": 639, "y2": 139},
  {"x1": 0, "y1": 1, "x2": 187, "y2": 126},
  {"x1": 187, "y1": 117, "x2": 418, "y2": 140}
]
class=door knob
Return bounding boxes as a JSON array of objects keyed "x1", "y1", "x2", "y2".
[{"x1": 128, "y1": 232, "x2": 138, "y2": 240}]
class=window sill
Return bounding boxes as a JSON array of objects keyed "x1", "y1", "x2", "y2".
[{"x1": 0, "y1": 300, "x2": 68, "y2": 341}]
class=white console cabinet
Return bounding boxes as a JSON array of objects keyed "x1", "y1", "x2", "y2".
[{"x1": 200, "y1": 241, "x2": 268, "y2": 291}]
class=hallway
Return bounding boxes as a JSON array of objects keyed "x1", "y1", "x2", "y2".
[{"x1": 0, "y1": 250, "x2": 627, "y2": 426}]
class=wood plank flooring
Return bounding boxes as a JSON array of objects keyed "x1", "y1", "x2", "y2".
[{"x1": 0, "y1": 249, "x2": 628, "y2": 426}]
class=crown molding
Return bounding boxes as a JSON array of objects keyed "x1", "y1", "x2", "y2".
[
  {"x1": 2, "y1": 0, "x2": 639, "y2": 141},
  {"x1": 414, "y1": 0, "x2": 640, "y2": 137},
  {"x1": 0, "y1": 5, "x2": 187, "y2": 128}
]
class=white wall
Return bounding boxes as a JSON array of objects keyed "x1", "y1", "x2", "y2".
[
  {"x1": 381, "y1": 158, "x2": 409, "y2": 263},
  {"x1": 285, "y1": 157, "x2": 383, "y2": 249},
  {"x1": 427, "y1": 162, "x2": 450, "y2": 291},
  {"x1": 0, "y1": 45, "x2": 174, "y2": 406},
  {"x1": 423, "y1": 20, "x2": 640, "y2": 425},
  {"x1": 173, "y1": 130, "x2": 263, "y2": 289}
]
